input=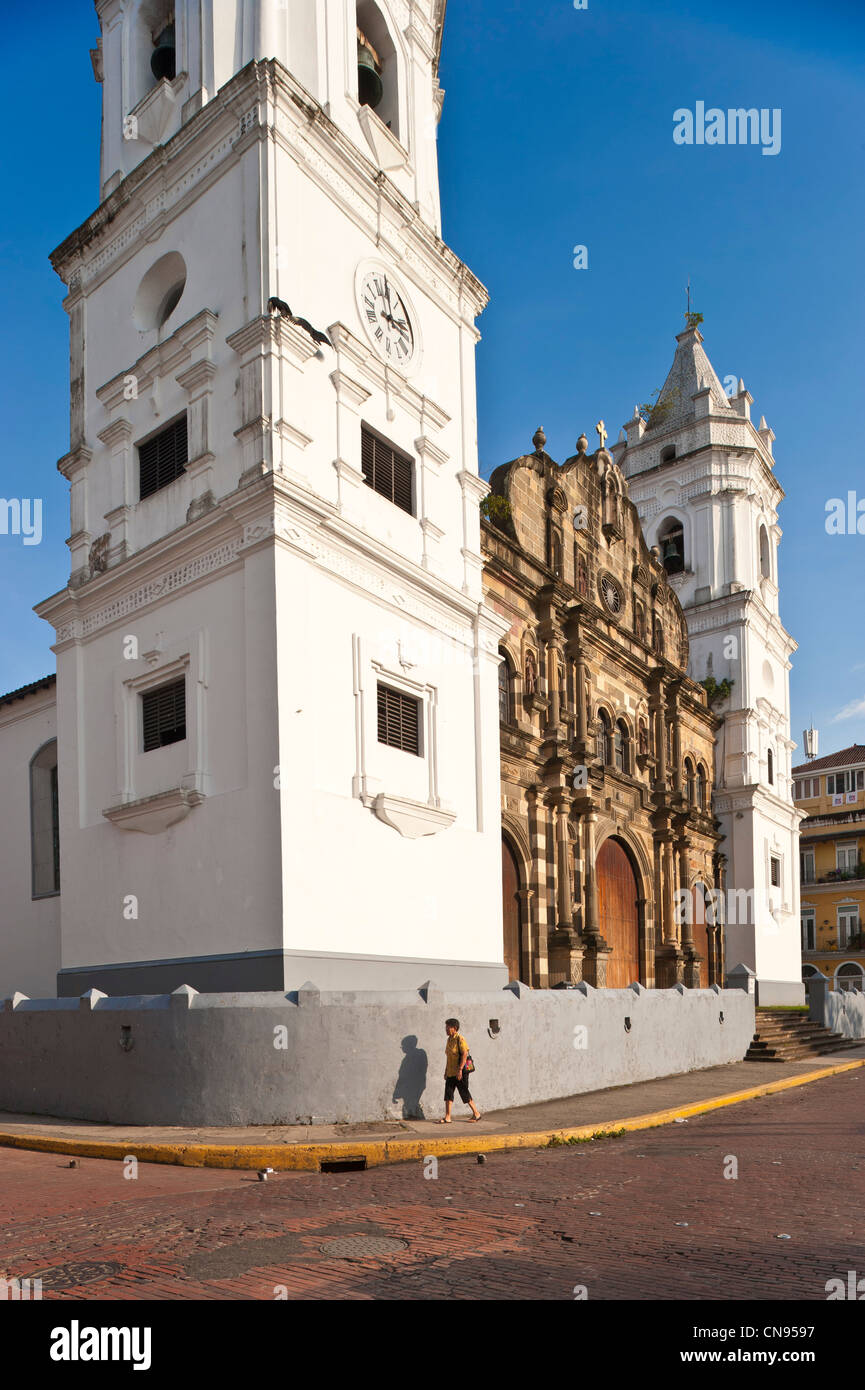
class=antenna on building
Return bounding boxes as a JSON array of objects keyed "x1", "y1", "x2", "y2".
[{"x1": 803, "y1": 725, "x2": 819, "y2": 760}]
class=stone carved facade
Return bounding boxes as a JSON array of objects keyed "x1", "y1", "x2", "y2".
[{"x1": 483, "y1": 427, "x2": 723, "y2": 991}]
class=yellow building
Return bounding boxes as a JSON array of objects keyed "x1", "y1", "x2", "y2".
[{"x1": 793, "y1": 744, "x2": 865, "y2": 993}]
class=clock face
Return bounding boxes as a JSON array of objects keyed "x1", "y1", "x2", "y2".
[{"x1": 359, "y1": 270, "x2": 415, "y2": 366}]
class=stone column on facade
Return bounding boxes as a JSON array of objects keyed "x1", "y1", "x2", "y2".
[
  {"x1": 575, "y1": 658, "x2": 588, "y2": 753},
  {"x1": 671, "y1": 693, "x2": 683, "y2": 796},
  {"x1": 679, "y1": 839, "x2": 701, "y2": 989},
  {"x1": 580, "y1": 808, "x2": 611, "y2": 986},
  {"x1": 662, "y1": 839, "x2": 677, "y2": 946},
  {"x1": 583, "y1": 810, "x2": 599, "y2": 939},
  {"x1": 652, "y1": 682, "x2": 668, "y2": 789},
  {"x1": 677, "y1": 841, "x2": 693, "y2": 948},
  {"x1": 526, "y1": 789, "x2": 550, "y2": 989},
  {"x1": 517, "y1": 886, "x2": 535, "y2": 985},
  {"x1": 555, "y1": 800, "x2": 573, "y2": 930}
]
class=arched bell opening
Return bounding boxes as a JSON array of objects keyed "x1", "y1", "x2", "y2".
[{"x1": 356, "y1": 2, "x2": 401, "y2": 138}]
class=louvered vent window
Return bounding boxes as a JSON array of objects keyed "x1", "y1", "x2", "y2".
[
  {"x1": 361, "y1": 425, "x2": 413, "y2": 515},
  {"x1": 138, "y1": 415, "x2": 188, "y2": 500},
  {"x1": 377, "y1": 684, "x2": 420, "y2": 756},
  {"x1": 141, "y1": 678, "x2": 186, "y2": 752}
]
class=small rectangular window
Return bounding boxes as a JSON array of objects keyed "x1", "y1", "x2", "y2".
[
  {"x1": 770, "y1": 856, "x2": 781, "y2": 888},
  {"x1": 141, "y1": 678, "x2": 186, "y2": 752},
  {"x1": 361, "y1": 425, "x2": 413, "y2": 515},
  {"x1": 377, "y1": 683, "x2": 420, "y2": 756},
  {"x1": 139, "y1": 415, "x2": 188, "y2": 500}
]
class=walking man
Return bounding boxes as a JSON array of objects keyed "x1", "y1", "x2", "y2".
[{"x1": 439, "y1": 1018, "x2": 482, "y2": 1123}]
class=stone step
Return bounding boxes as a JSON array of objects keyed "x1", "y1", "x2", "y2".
[
  {"x1": 751, "y1": 1027, "x2": 837, "y2": 1043},
  {"x1": 744, "y1": 1025, "x2": 861, "y2": 1061}
]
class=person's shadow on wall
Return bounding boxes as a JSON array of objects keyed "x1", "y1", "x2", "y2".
[{"x1": 392, "y1": 1036, "x2": 428, "y2": 1119}]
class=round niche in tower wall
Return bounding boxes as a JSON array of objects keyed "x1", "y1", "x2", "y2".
[{"x1": 133, "y1": 252, "x2": 187, "y2": 333}]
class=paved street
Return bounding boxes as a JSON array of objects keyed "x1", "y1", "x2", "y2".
[{"x1": 1, "y1": 1069, "x2": 863, "y2": 1301}]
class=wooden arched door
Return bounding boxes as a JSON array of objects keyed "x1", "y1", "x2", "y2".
[
  {"x1": 596, "y1": 837, "x2": 640, "y2": 988},
  {"x1": 691, "y1": 883, "x2": 712, "y2": 987},
  {"x1": 502, "y1": 837, "x2": 522, "y2": 982}
]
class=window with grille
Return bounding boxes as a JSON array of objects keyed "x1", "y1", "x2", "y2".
[
  {"x1": 377, "y1": 683, "x2": 420, "y2": 756},
  {"x1": 770, "y1": 856, "x2": 781, "y2": 888},
  {"x1": 141, "y1": 678, "x2": 186, "y2": 752},
  {"x1": 361, "y1": 425, "x2": 413, "y2": 515},
  {"x1": 138, "y1": 414, "x2": 188, "y2": 500}
]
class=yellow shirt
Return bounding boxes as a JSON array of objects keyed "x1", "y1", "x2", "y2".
[{"x1": 445, "y1": 1033, "x2": 469, "y2": 1077}]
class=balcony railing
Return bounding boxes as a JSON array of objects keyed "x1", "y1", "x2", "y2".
[{"x1": 801, "y1": 864, "x2": 865, "y2": 886}]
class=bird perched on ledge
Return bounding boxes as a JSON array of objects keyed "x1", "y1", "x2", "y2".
[{"x1": 267, "y1": 296, "x2": 332, "y2": 349}]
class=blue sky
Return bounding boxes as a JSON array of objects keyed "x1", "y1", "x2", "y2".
[{"x1": 1, "y1": 0, "x2": 863, "y2": 759}]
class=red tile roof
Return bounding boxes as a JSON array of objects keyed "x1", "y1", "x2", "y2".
[{"x1": 792, "y1": 743, "x2": 865, "y2": 775}]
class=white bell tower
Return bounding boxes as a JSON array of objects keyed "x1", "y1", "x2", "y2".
[
  {"x1": 612, "y1": 325, "x2": 804, "y2": 1005},
  {"x1": 39, "y1": 0, "x2": 508, "y2": 996}
]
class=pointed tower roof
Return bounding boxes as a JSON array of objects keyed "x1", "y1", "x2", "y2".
[{"x1": 644, "y1": 326, "x2": 730, "y2": 433}]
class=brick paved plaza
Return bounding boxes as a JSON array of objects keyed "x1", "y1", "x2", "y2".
[{"x1": 1, "y1": 1069, "x2": 862, "y2": 1303}]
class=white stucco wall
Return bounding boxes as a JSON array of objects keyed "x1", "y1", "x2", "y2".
[{"x1": 0, "y1": 688, "x2": 61, "y2": 997}]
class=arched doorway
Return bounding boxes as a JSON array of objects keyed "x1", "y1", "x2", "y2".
[
  {"x1": 836, "y1": 962, "x2": 865, "y2": 993},
  {"x1": 691, "y1": 882, "x2": 714, "y2": 987},
  {"x1": 501, "y1": 837, "x2": 523, "y2": 983},
  {"x1": 596, "y1": 837, "x2": 640, "y2": 988}
]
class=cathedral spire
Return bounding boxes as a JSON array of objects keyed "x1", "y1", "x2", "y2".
[{"x1": 641, "y1": 323, "x2": 730, "y2": 433}]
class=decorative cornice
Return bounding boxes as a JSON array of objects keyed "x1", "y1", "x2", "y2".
[{"x1": 57, "y1": 446, "x2": 93, "y2": 481}]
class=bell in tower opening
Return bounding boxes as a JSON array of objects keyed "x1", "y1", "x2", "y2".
[
  {"x1": 151, "y1": 21, "x2": 176, "y2": 82},
  {"x1": 658, "y1": 517, "x2": 685, "y2": 575},
  {"x1": 357, "y1": 28, "x2": 383, "y2": 110}
]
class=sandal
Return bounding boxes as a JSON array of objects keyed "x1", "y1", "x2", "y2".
[
  {"x1": 437, "y1": 1117, "x2": 452, "y2": 1124},
  {"x1": 470, "y1": 1114, "x2": 483, "y2": 1122}
]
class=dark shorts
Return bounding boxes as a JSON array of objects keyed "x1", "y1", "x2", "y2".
[{"x1": 444, "y1": 1073, "x2": 473, "y2": 1105}]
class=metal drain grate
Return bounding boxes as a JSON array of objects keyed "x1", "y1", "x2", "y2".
[
  {"x1": 33, "y1": 1260, "x2": 124, "y2": 1290},
  {"x1": 318, "y1": 1236, "x2": 407, "y2": 1259}
]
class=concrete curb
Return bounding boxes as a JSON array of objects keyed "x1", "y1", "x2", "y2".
[{"x1": 1, "y1": 1058, "x2": 862, "y2": 1171}]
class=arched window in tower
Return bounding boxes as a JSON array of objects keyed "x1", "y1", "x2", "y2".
[
  {"x1": 653, "y1": 617, "x2": 665, "y2": 655},
  {"x1": 597, "y1": 711, "x2": 612, "y2": 766},
  {"x1": 684, "y1": 757, "x2": 696, "y2": 805},
  {"x1": 30, "y1": 740, "x2": 60, "y2": 898},
  {"x1": 767, "y1": 747, "x2": 774, "y2": 785},
  {"x1": 498, "y1": 651, "x2": 513, "y2": 724},
  {"x1": 759, "y1": 524, "x2": 771, "y2": 580},
  {"x1": 660, "y1": 445, "x2": 677, "y2": 464},
  {"x1": 696, "y1": 763, "x2": 707, "y2": 810},
  {"x1": 357, "y1": 3, "x2": 400, "y2": 139},
  {"x1": 614, "y1": 720, "x2": 630, "y2": 774},
  {"x1": 658, "y1": 516, "x2": 685, "y2": 575}
]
